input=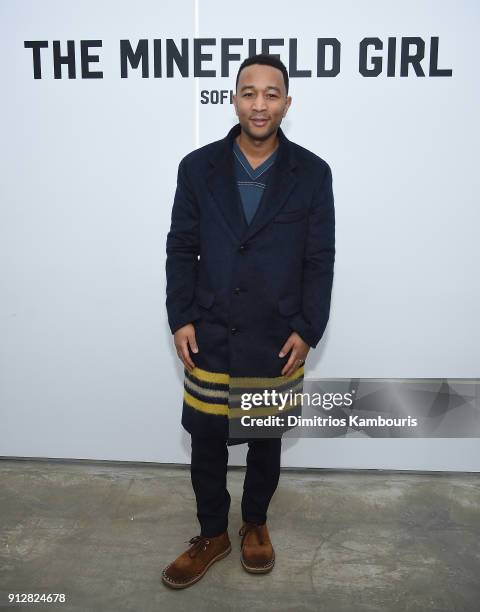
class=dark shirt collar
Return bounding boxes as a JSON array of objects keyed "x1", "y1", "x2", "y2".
[{"x1": 232, "y1": 138, "x2": 278, "y2": 179}]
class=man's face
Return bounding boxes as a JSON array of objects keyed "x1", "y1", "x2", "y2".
[{"x1": 233, "y1": 64, "x2": 292, "y2": 142}]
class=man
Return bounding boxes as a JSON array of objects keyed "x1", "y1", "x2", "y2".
[{"x1": 162, "y1": 53, "x2": 335, "y2": 588}]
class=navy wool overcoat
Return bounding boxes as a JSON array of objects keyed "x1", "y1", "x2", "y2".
[{"x1": 166, "y1": 122, "x2": 335, "y2": 440}]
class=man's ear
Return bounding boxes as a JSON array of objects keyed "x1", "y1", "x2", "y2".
[{"x1": 232, "y1": 94, "x2": 238, "y2": 116}]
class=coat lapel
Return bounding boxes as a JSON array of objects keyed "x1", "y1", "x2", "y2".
[
  {"x1": 206, "y1": 124, "x2": 248, "y2": 242},
  {"x1": 207, "y1": 123, "x2": 298, "y2": 243},
  {"x1": 243, "y1": 127, "x2": 298, "y2": 242}
]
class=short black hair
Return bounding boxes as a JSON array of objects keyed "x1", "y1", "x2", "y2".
[{"x1": 235, "y1": 53, "x2": 289, "y2": 95}]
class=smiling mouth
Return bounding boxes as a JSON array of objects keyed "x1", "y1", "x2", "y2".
[{"x1": 250, "y1": 118, "x2": 268, "y2": 126}]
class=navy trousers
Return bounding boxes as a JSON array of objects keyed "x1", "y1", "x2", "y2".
[{"x1": 190, "y1": 436, "x2": 282, "y2": 537}]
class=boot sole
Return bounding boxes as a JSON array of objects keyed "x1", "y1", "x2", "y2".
[
  {"x1": 240, "y1": 552, "x2": 275, "y2": 574},
  {"x1": 162, "y1": 544, "x2": 232, "y2": 589}
]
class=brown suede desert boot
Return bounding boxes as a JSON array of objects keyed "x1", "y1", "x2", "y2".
[
  {"x1": 239, "y1": 522, "x2": 275, "y2": 573},
  {"x1": 162, "y1": 531, "x2": 231, "y2": 589}
]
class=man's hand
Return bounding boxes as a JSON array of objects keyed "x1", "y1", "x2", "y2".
[
  {"x1": 279, "y1": 332, "x2": 310, "y2": 377},
  {"x1": 174, "y1": 323, "x2": 198, "y2": 372}
]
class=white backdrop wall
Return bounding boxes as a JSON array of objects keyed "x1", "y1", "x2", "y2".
[{"x1": 1, "y1": 0, "x2": 479, "y2": 470}]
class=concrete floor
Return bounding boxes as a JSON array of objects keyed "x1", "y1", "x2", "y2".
[{"x1": 0, "y1": 460, "x2": 479, "y2": 612}]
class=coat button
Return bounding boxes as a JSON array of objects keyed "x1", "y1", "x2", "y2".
[
  {"x1": 233, "y1": 287, "x2": 241, "y2": 295},
  {"x1": 231, "y1": 327, "x2": 238, "y2": 334},
  {"x1": 239, "y1": 244, "x2": 248, "y2": 253}
]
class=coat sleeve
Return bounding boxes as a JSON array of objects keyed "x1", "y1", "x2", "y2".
[
  {"x1": 289, "y1": 162, "x2": 335, "y2": 348},
  {"x1": 165, "y1": 157, "x2": 201, "y2": 335}
]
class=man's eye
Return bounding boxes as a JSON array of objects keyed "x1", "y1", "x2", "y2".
[{"x1": 243, "y1": 93, "x2": 253, "y2": 97}]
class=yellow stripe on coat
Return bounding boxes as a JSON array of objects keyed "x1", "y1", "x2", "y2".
[
  {"x1": 183, "y1": 365, "x2": 305, "y2": 418},
  {"x1": 188, "y1": 367, "x2": 230, "y2": 385},
  {"x1": 183, "y1": 390, "x2": 229, "y2": 416}
]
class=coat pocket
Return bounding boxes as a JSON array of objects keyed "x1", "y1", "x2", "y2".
[
  {"x1": 278, "y1": 294, "x2": 302, "y2": 316},
  {"x1": 195, "y1": 286, "x2": 215, "y2": 309},
  {"x1": 273, "y1": 208, "x2": 307, "y2": 223}
]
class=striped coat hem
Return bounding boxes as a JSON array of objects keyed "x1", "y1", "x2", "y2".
[{"x1": 183, "y1": 365, "x2": 305, "y2": 419}]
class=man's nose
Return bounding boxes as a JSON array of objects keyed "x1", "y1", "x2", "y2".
[{"x1": 252, "y1": 95, "x2": 267, "y2": 111}]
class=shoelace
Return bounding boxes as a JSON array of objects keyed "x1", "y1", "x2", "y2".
[
  {"x1": 238, "y1": 522, "x2": 265, "y2": 546},
  {"x1": 185, "y1": 535, "x2": 210, "y2": 558}
]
